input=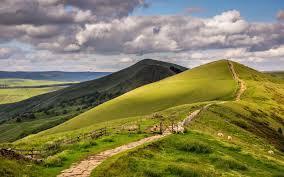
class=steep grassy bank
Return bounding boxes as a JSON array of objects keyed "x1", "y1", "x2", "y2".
[{"x1": 91, "y1": 61, "x2": 284, "y2": 177}]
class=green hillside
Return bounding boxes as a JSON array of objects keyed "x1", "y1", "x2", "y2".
[
  {"x1": 91, "y1": 62, "x2": 284, "y2": 177},
  {"x1": 39, "y1": 60, "x2": 236, "y2": 135},
  {"x1": 2, "y1": 60, "x2": 283, "y2": 177},
  {"x1": 0, "y1": 78, "x2": 69, "y2": 105},
  {"x1": 265, "y1": 71, "x2": 284, "y2": 80},
  {"x1": 0, "y1": 59, "x2": 187, "y2": 142}
]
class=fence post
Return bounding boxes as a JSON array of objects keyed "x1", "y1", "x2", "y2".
[{"x1": 160, "y1": 121, "x2": 163, "y2": 134}]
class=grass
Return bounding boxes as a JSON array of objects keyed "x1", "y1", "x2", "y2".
[
  {"x1": 0, "y1": 113, "x2": 77, "y2": 142},
  {"x1": 0, "y1": 87, "x2": 63, "y2": 104},
  {"x1": 1, "y1": 60, "x2": 284, "y2": 177},
  {"x1": 0, "y1": 59, "x2": 187, "y2": 142},
  {"x1": 0, "y1": 78, "x2": 68, "y2": 87},
  {"x1": 14, "y1": 102, "x2": 204, "y2": 149},
  {"x1": 92, "y1": 131, "x2": 284, "y2": 177},
  {"x1": 0, "y1": 102, "x2": 204, "y2": 176},
  {"x1": 90, "y1": 61, "x2": 284, "y2": 177},
  {"x1": 1, "y1": 133, "x2": 149, "y2": 177},
  {"x1": 0, "y1": 79, "x2": 73, "y2": 142},
  {"x1": 0, "y1": 78, "x2": 69, "y2": 104},
  {"x1": 39, "y1": 60, "x2": 236, "y2": 135},
  {"x1": 265, "y1": 71, "x2": 284, "y2": 80}
]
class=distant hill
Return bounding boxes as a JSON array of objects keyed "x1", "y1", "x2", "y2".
[
  {"x1": 265, "y1": 71, "x2": 284, "y2": 80},
  {"x1": 0, "y1": 71, "x2": 111, "y2": 82},
  {"x1": 40, "y1": 60, "x2": 235, "y2": 135},
  {"x1": 0, "y1": 59, "x2": 187, "y2": 142}
]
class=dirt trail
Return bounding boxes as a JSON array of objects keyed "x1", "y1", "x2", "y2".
[
  {"x1": 57, "y1": 107, "x2": 205, "y2": 177},
  {"x1": 228, "y1": 61, "x2": 246, "y2": 101}
]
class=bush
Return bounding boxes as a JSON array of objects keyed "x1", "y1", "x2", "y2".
[
  {"x1": 214, "y1": 158, "x2": 247, "y2": 171},
  {"x1": 62, "y1": 110, "x2": 68, "y2": 114},
  {"x1": 166, "y1": 165, "x2": 200, "y2": 177},
  {"x1": 44, "y1": 150, "x2": 69, "y2": 167},
  {"x1": 178, "y1": 142, "x2": 212, "y2": 154},
  {"x1": 144, "y1": 169, "x2": 162, "y2": 177},
  {"x1": 278, "y1": 128, "x2": 283, "y2": 135},
  {"x1": 102, "y1": 138, "x2": 114, "y2": 142},
  {"x1": 16, "y1": 118, "x2": 22, "y2": 122},
  {"x1": 79, "y1": 140, "x2": 98, "y2": 149}
]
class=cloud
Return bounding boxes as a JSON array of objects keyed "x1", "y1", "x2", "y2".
[
  {"x1": 0, "y1": 0, "x2": 145, "y2": 25},
  {"x1": 74, "y1": 11, "x2": 283, "y2": 55},
  {"x1": 119, "y1": 57, "x2": 135, "y2": 63},
  {"x1": 277, "y1": 10, "x2": 284, "y2": 21},
  {"x1": 0, "y1": 48, "x2": 14, "y2": 59},
  {"x1": 0, "y1": 5, "x2": 283, "y2": 71}
]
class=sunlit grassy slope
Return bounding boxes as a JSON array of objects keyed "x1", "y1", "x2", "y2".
[
  {"x1": 91, "y1": 63, "x2": 284, "y2": 177},
  {"x1": 40, "y1": 60, "x2": 236, "y2": 135},
  {"x1": 6, "y1": 60, "x2": 284, "y2": 177}
]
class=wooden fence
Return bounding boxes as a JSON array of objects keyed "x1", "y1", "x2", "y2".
[{"x1": 0, "y1": 127, "x2": 108, "y2": 161}]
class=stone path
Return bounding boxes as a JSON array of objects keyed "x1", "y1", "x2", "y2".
[
  {"x1": 57, "y1": 108, "x2": 204, "y2": 177},
  {"x1": 228, "y1": 61, "x2": 246, "y2": 101}
]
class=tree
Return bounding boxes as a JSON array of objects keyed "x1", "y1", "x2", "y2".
[
  {"x1": 29, "y1": 113, "x2": 36, "y2": 119},
  {"x1": 62, "y1": 110, "x2": 68, "y2": 114},
  {"x1": 16, "y1": 118, "x2": 22, "y2": 122},
  {"x1": 278, "y1": 128, "x2": 283, "y2": 135}
]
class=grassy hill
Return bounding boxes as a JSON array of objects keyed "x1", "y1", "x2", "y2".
[
  {"x1": 39, "y1": 60, "x2": 236, "y2": 135},
  {"x1": 265, "y1": 71, "x2": 284, "y2": 80},
  {"x1": 0, "y1": 59, "x2": 187, "y2": 142},
  {"x1": 1, "y1": 60, "x2": 283, "y2": 177},
  {"x1": 91, "y1": 61, "x2": 284, "y2": 177}
]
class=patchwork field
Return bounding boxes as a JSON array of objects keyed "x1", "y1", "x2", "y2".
[
  {"x1": 0, "y1": 79, "x2": 71, "y2": 104},
  {"x1": 0, "y1": 87, "x2": 64, "y2": 104}
]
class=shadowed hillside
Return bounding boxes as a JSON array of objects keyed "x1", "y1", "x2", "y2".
[{"x1": 0, "y1": 59, "x2": 187, "y2": 142}]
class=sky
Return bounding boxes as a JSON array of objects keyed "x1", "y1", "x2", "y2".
[{"x1": 0, "y1": 0, "x2": 283, "y2": 72}]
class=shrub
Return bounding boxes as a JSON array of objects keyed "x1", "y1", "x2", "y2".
[
  {"x1": 178, "y1": 142, "x2": 212, "y2": 154},
  {"x1": 278, "y1": 128, "x2": 283, "y2": 135},
  {"x1": 16, "y1": 118, "x2": 22, "y2": 122},
  {"x1": 214, "y1": 158, "x2": 247, "y2": 171},
  {"x1": 44, "y1": 150, "x2": 69, "y2": 167},
  {"x1": 144, "y1": 169, "x2": 162, "y2": 177},
  {"x1": 79, "y1": 140, "x2": 97, "y2": 149},
  {"x1": 102, "y1": 138, "x2": 114, "y2": 142},
  {"x1": 166, "y1": 165, "x2": 200, "y2": 177}
]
